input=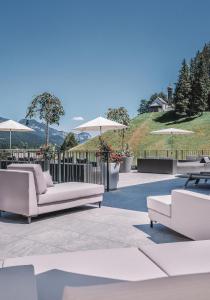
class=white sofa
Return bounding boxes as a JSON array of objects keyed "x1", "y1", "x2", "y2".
[
  {"x1": 0, "y1": 164, "x2": 104, "y2": 223},
  {"x1": 2, "y1": 240, "x2": 210, "y2": 300},
  {"x1": 147, "y1": 189, "x2": 210, "y2": 240}
]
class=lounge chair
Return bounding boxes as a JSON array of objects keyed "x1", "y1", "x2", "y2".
[
  {"x1": 147, "y1": 189, "x2": 210, "y2": 240},
  {"x1": 0, "y1": 164, "x2": 104, "y2": 223},
  {"x1": 177, "y1": 172, "x2": 210, "y2": 187}
]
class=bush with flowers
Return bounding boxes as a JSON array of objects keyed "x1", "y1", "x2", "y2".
[
  {"x1": 36, "y1": 144, "x2": 56, "y2": 160},
  {"x1": 96, "y1": 137, "x2": 123, "y2": 164}
]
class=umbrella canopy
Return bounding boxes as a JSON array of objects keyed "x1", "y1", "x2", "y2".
[
  {"x1": 151, "y1": 128, "x2": 194, "y2": 135},
  {"x1": 74, "y1": 116, "x2": 127, "y2": 134},
  {"x1": 151, "y1": 127, "x2": 194, "y2": 151},
  {"x1": 0, "y1": 120, "x2": 34, "y2": 149}
]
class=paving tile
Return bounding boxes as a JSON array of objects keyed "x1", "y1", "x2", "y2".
[
  {"x1": 26, "y1": 228, "x2": 82, "y2": 248},
  {"x1": 0, "y1": 238, "x2": 63, "y2": 260}
]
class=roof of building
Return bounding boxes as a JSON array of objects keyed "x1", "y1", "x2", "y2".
[{"x1": 149, "y1": 97, "x2": 168, "y2": 108}]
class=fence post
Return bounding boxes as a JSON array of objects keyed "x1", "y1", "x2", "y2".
[
  {"x1": 106, "y1": 151, "x2": 110, "y2": 192},
  {"x1": 58, "y1": 151, "x2": 61, "y2": 183},
  {"x1": 27, "y1": 151, "x2": 30, "y2": 163}
]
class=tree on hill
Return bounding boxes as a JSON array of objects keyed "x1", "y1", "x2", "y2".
[
  {"x1": 149, "y1": 92, "x2": 167, "y2": 102},
  {"x1": 201, "y1": 43, "x2": 210, "y2": 76},
  {"x1": 26, "y1": 92, "x2": 65, "y2": 146},
  {"x1": 106, "y1": 107, "x2": 130, "y2": 149},
  {"x1": 60, "y1": 132, "x2": 78, "y2": 151},
  {"x1": 174, "y1": 59, "x2": 191, "y2": 116},
  {"x1": 137, "y1": 99, "x2": 148, "y2": 114},
  {"x1": 189, "y1": 54, "x2": 210, "y2": 115}
]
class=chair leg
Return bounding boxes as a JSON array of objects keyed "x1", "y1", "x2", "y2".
[
  {"x1": 99, "y1": 202, "x2": 102, "y2": 208},
  {"x1": 150, "y1": 220, "x2": 153, "y2": 228},
  {"x1": 27, "y1": 216, "x2": 32, "y2": 224}
]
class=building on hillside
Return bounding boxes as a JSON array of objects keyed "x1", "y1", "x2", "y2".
[
  {"x1": 148, "y1": 97, "x2": 168, "y2": 112},
  {"x1": 148, "y1": 85, "x2": 174, "y2": 112}
]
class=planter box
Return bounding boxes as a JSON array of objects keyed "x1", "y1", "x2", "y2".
[
  {"x1": 102, "y1": 162, "x2": 120, "y2": 190},
  {"x1": 120, "y1": 157, "x2": 133, "y2": 173},
  {"x1": 137, "y1": 158, "x2": 177, "y2": 174}
]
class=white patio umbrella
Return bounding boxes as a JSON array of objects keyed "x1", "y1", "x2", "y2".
[
  {"x1": 74, "y1": 116, "x2": 127, "y2": 135},
  {"x1": 0, "y1": 120, "x2": 34, "y2": 149},
  {"x1": 151, "y1": 128, "x2": 194, "y2": 150}
]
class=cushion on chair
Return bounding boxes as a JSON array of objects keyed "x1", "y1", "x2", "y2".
[
  {"x1": 7, "y1": 164, "x2": 47, "y2": 194},
  {"x1": 43, "y1": 170, "x2": 54, "y2": 187},
  {"x1": 147, "y1": 195, "x2": 171, "y2": 217},
  {"x1": 200, "y1": 156, "x2": 210, "y2": 163},
  {"x1": 63, "y1": 273, "x2": 210, "y2": 300},
  {"x1": 4, "y1": 248, "x2": 167, "y2": 281},
  {"x1": 38, "y1": 182, "x2": 104, "y2": 205},
  {"x1": 140, "y1": 240, "x2": 210, "y2": 276}
]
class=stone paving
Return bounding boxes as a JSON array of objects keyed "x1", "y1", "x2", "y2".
[{"x1": 1, "y1": 171, "x2": 205, "y2": 261}]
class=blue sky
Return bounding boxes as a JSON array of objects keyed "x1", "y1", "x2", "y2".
[{"x1": 0, "y1": 0, "x2": 210, "y2": 132}]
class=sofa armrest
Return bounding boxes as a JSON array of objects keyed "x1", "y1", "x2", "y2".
[
  {"x1": 171, "y1": 189, "x2": 210, "y2": 240},
  {"x1": 0, "y1": 170, "x2": 38, "y2": 217}
]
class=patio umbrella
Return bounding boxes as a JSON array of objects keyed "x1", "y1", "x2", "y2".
[
  {"x1": 150, "y1": 128, "x2": 194, "y2": 150},
  {"x1": 74, "y1": 116, "x2": 127, "y2": 135},
  {"x1": 0, "y1": 120, "x2": 34, "y2": 149}
]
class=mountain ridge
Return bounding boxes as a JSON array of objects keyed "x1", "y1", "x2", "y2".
[{"x1": 0, "y1": 118, "x2": 90, "y2": 148}]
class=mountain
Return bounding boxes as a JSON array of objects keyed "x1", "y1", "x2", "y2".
[
  {"x1": 73, "y1": 111, "x2": 210, "y2": 155},
  {"x1": 20, "y1": 119, "x2": 67, "y2": 145},
  {"x1": 0, "y1": 118, "x2": 67, "y2": 148},
  {"x1": 76, "y1": 132, "x2": 92, "y2": 144}
]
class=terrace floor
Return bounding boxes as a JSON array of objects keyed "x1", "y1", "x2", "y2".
[{"x1": 1, "y1": 171, "x2": 209, "y2": 263}]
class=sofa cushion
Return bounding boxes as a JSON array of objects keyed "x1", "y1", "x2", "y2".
[
  {"x1": 43, "y1": 170, "x2": 54, "y2": 187},
  {"x1": 63, "y1": 273, "x2": 210, "y2": 300},
  {"x1": 147, "y1": 195, "x2": 171, "y2": 217},
  {"x1": 4, "y1": 248, "x2": 167, "y2": 281},
  {"x1": 0, "y1": 265, "x2": 38, "y2": 300},
  {"x1": 7, "y1": 164, "x2": 47, "y2": 194},
  {"x1": 38, "y1": 182, "x2": 104, "y2": 205},
  {"x1": 140, "y1": 240, "x2": 210, "y2": 276}
]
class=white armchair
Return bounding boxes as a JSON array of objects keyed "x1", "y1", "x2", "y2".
[{"x1": 147, "y1": 189, "x2": 210, "y2": 240}]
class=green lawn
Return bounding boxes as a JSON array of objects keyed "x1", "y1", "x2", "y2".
[{"x1": 73, "y1": 111, "x2": 210, "y2": 157}]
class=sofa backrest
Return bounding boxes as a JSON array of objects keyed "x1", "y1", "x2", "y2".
[
  {"x1": 63, "y1": 273, "x2": 210, "y2": 300},
  {"x1": 7, "y1": 164, "x2": 47, "y2": 195},
  {"x1": 0, "y1": 265, "x2": 38, "y2": 300},
  {"x1": 171, "y1": 189, "x2": 210, "y2": 240}
]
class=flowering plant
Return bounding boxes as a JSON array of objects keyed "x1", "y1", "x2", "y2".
[
  {"x1": 36, "y1": 144, "x2": 56, "y2": 160},
  {"x1": 96, "y1": 137, "x2": 123, "y2": 164},
  {"x1": 117, "y1": 144, "x2": 133, "y2": 157}
]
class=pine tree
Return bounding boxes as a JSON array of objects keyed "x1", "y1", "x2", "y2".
[
  {"x1": 189, "y1": 54, "x2": 210, "y2": 115},
  {"x1": 201, "y1": 43, "x2": 210, "y2": 76},
  {"x1": 174, "y1": 59, "x2": 191, "y2": 116}
]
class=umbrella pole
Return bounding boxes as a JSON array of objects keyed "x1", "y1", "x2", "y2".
[
  {"x1": 171, "y1": 134, "x2": 174, "y2": 157},
  {"x1": 9, "y1": 130, "x2": 12, "y2": 149}
]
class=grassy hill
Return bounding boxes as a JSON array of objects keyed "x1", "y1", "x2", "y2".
[{"x1": 73, "y1": 111, "x2": 210, "y2": 156}]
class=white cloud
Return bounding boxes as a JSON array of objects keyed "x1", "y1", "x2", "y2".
[{"x1": 72, "y1": 116, "x2": 84, "y2": 121}]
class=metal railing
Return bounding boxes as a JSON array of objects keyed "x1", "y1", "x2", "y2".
[
  {"x1": 0, "y1": 149, "x2": 111, "y2": 191},
  {"x1": 138, "y1": 149, "x2": 210, "y2": 160}
]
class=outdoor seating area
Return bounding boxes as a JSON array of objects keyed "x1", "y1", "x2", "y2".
[
  {"x1": 1, "y1": 167, "x2": 210, "y2": 299},
  {"x1": 2, "y1": 1, "x2": 210, "y2": 298},
  {"x1": 1, "y1": 148, "x2": 210, "y2": 300}
]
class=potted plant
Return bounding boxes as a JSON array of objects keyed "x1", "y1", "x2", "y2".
[
  {"x1": 36, "y1": 144, "x2": 56, "y2": 171},
  {"x1": 119, "y1": 144, "x2": 133, "y2": 173},
  {"x1": 96, "y1": 138, "x2": 122, "y2": 190}
]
